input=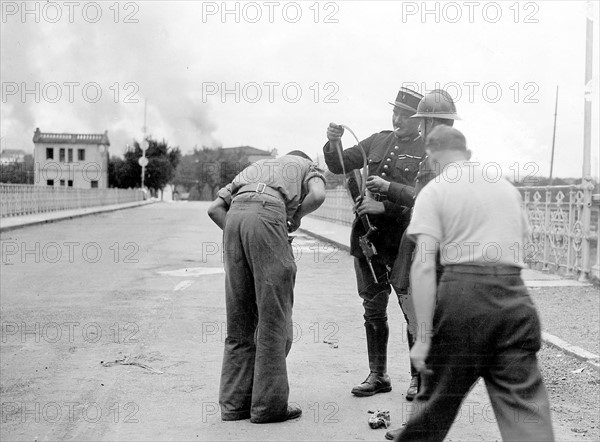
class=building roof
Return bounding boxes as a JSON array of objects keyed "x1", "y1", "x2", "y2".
[
  {"x1": 33, "y1": 128, "x2": 110, "y2": 145},
  {"x1": 223, "y1": 146, "x2": 274, "y2": 156},
  {"x1": 0, "y1": 149, "x2": 26, "y2": 156}
]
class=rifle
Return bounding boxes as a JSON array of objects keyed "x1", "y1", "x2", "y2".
[{"x1": 335, "y1": 125, "x2": 380, "y2": 283}]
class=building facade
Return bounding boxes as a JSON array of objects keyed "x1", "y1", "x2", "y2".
[{"x1": 32, "y1": 128, "x2": 110, "y2": 189}]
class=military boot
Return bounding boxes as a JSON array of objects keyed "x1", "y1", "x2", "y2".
[{"x1": 351, "y1": 321, "x2": 392, "y2": 397}]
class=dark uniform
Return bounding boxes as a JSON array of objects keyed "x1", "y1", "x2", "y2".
[{"x1": 323, "y1": 130, "x2": 424, "y2": 391}]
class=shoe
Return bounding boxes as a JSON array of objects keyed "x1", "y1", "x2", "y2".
[
  {"x1": 351, "y1": 372, "x2": 392, "y2": 397},
  {"x1": 405, "y1": 375, "x2": 419, "y2": 401},
  {"x1": 250, "y1": 405, "x2": 302, "y2": 423},
  {"x1": 385, "y1": 426, "x2": 404, "y2": 440}
]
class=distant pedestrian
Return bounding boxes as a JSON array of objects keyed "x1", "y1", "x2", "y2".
[
  {"x1": 207, "y1": 151, "x2": 326, "y2": 423},
  {"x1": 391, "y1": 126, "x2": 555, "y2": 441}
]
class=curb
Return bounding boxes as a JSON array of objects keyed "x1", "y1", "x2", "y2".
[
  {"x1": 299, "y1": 226, "x2": 600, "y2": 374},
  {"x1": 542, "y1": 332, "x2": 600, "y2": 373},
  {"x1": 297, "y1": 227, "x2": 350, "y2": 253},
  {"x1": 0, "y1": 200, "x2": 155, "y2": 233}
]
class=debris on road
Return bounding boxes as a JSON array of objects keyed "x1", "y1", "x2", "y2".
[
  {"x1": 368, "y1": 409, "x2": 391, "y2": 429},
  {"x1": 101, "y1": 355, "x2": 164, "y2": 374},
  {"x1": 323, "y1": 339, "x2": 338, "y2": 348}
]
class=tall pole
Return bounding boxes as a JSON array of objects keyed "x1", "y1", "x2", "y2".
[
  {"x1": 549, "y1": 85, "x2": 559, "y2": 185},
  {"x1": 141, "y1": 100, "x2": 147, "y2": 189},
  {"x1": 580, "y1": 1, "x2": 594, "y2": 281},
  {"x1": 582, "y1": 3, "x2": 593, "y2": 179}
]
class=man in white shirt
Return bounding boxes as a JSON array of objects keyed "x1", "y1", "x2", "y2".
[{"x1": 388, "y1": 126, "x2": 554, "y2": 441}]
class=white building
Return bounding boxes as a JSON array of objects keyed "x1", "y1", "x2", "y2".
[{"x1": 32, "y1": 128, "x2": 110, "y2": 188}]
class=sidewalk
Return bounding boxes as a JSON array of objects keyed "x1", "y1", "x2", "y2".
[
  {"x1": 299, "y1": 216, "x2": 600, "y2": 372},
  {"x1": 0, "y1": 199, "x2": 155, "y2": 233}
]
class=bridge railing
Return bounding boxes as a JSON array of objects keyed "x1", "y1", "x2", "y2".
[
  {"x1": 0, "y1": 184, "x2": 145, "y2": 218},
  {"x1": 309, "y1": 184, "x2": 600, "y2": 280}
]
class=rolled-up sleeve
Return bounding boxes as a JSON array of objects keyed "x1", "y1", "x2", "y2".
[{"x1": 216, "y1": 183, "x2": 233, "y2": 207}]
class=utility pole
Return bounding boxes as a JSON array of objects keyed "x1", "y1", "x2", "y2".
[
  {"x1": 580, "y1": 1, "x2": 594, "y2": 281},
  {"x1": 549, "y1": 86, "x2": 559, "y2": 185}
]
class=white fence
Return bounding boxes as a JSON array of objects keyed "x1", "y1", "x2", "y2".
[
  {"x1": 0, "y1": 184, "x2": 145, "y2": 218},
  {"x1": 310, "y1": 185, "x2": 600, "y2": 280}
]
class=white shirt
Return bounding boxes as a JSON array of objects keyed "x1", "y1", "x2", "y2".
[{"x1": 407, "y1": 161, "x2": 530, "y2": 267}]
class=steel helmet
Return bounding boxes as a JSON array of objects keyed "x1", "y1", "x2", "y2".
[{"x1": 411, "y1": 89, "x2": 461, "y2": 120}]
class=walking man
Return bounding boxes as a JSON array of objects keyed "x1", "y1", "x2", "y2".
[
  {"x1": 207, "y1": 151, "x2": 326, "y2": 423},
  {"x1": 323, "y1": 87, "x2": 424, "y2": 398},
  {"x1": 391, "y1": 126, "x2": 554, "y2": 441}
]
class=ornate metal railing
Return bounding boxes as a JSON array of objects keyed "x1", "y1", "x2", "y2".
[
  {"x1": 519, "y1": 182, "x2": 598, "y2": 280},
  {"x1": 310, "y1": 183, "x2": 600, "y2": 280},
  {"x1": 0, "y1": 184, "x2": 145, "y2": 218}
]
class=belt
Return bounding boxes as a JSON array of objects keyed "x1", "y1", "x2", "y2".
[
  {"x1": 445, "y1": 264, "x2": 522, "y2": 276},
  {"x1": 234, "y1": 183, "x2": 284, "y2": 202}
]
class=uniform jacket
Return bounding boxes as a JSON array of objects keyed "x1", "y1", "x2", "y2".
[{"x1": 323, "y1": 130, "x2": 424, "y2": 261}]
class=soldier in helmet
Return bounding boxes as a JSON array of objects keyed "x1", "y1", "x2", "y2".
[
  {"x1": 323, "y1": 87, "x2": 424, "y2": 399},
  {"x1": 367, "y1": 90, "x2": 461, "y2": 410}
]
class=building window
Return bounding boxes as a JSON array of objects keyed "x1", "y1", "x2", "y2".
[
  {"x1": 68, "y1": 180, "x2": 73, "y2": 187},
  {"x1": 91, "y1": 180, "x2": 98, "y2": 188},
  {"x1": 46, "y1": 148, "x2": 53, "y2": 160},
  {"x1": 59, "y1": 148, "x2": 65, "y2": 162},
  {"x1": 78, "y1": 149, "x2": 85, "y2": 161},
  {"x1": 47, "y1": 179, "x2": 54, "y2": 186},
  {"x1": 68, "y1": 149, "x2": 73, "y2": 163},
  {"x1": 60, "y1": 180, "x2": 65, "y2": 186}
]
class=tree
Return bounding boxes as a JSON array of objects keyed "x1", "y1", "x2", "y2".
[
  {"x1": 0, "y1": 154, "x2": 34, "y2": 184},
  {"x1": 109, "y1": 137, "x2": 181, "y2": 195}
]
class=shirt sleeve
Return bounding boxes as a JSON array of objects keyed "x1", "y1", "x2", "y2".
[
  {"x1": 303, "y1": 163, "x2": 327, "y2": 187},
  {"x1": 216, "y1": 183, "x2": 233, "y2": 207},
  {"x1": 406, "y1": 184, "x2": 442, "y2": 243}
]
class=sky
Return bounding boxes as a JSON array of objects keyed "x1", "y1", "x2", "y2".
[{"x1": 1, "y1": 0, "x2": 599, "y2": 180}]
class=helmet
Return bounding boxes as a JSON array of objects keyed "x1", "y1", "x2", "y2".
[{"x1": 411, "y1": 89, "x2": 461, "y2": 120}]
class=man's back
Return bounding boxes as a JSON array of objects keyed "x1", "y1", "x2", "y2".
[{"x1": 410, "y1": 161, "x2": 529, "y2": 268}]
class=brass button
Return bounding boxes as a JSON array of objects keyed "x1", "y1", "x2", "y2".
[
  {"x1": 394, "y1": 146, "x2": 399, "y2": 150},
  {"x1": 382, "y1": 172, "x2": 387, "y2": 177},
  {"x1": 383, "y1": 165, "x2": 389, "y2": 170},
  {"x1": 390, "y1": 152, "x2": 395, "y2": 156},
  {"x1": 386, "y1": 158, "x2": 391, "y2": 162},
  {"x1": 405, "y1": 168, "x2": 409, "y2": 172}
]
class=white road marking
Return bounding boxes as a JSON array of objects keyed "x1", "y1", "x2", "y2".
[
  {"x1": 174, "y1": 280, "x2": 194, "y2": 291},
  {"x1": 159, "y1": 267, "x2": 225, "y2": 277}
]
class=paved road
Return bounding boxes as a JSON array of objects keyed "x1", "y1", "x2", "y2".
[{"x1": 0, "y1": 202, "x2": 584, "y2": 440}]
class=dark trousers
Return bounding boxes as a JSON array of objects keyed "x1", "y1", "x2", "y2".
[
  {"x1": 219, "y1": 194, "x2": 296, "y2": 422},
  {"x1": 397, "y1": 266, "x2": 555, "y2": 442},
  {"x1": 355, "y1": 254, "x2": 418, "y2": 376}
]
